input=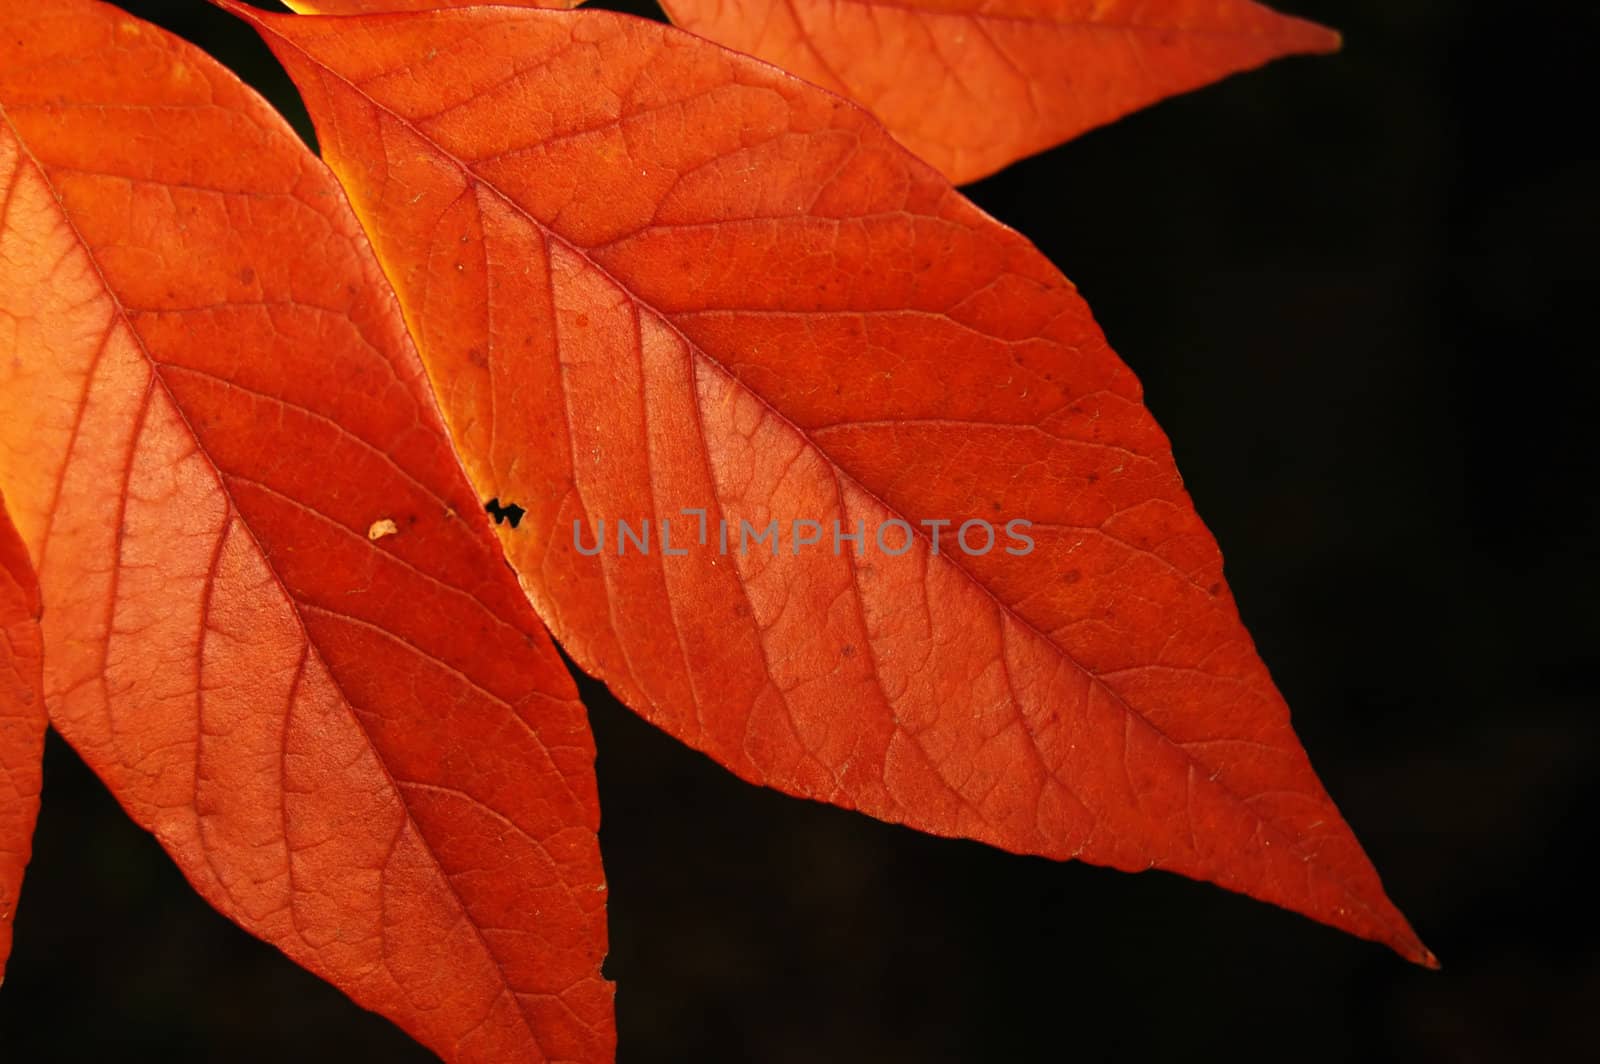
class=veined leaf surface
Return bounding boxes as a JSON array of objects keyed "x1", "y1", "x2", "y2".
[
  {"x1": 660, "y1": 0, "x2": 1340, "y2": 181},
  {"x1": 0, "y1": 1, "x2": 612, "y2": 1056},
  {"x1": 236, "y1": 2, "x2": 1430, "y2": 964}
]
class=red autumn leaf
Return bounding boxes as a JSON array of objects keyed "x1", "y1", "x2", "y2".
[
  {"x1": 233, "y1": 1, "x2": 1431, "y2": 967},
  {"x1": 0, "y1": 496, "x2": 45, "y2": 986},
  {"x1": 658, "y1": 0, "x2": 1341, "y2": 183},
  {"x1": 0, "y1": 1, "x2": 611, "y2": 1057}
]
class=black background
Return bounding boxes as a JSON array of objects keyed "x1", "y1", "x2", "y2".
[{"x1": 1, "y1": 0, "x2": 1594, "y2": 1060}]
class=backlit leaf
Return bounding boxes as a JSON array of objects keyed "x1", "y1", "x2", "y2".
[
  {"x1": 237, "y1": 2, "x2": 1431, "y2": 964},
  {"x1": 660, "y1": 0, "x2": 1340, "y2": 182},
  {"x1": 0, "y1": 1, "x2": 612, "y2": 1056}
]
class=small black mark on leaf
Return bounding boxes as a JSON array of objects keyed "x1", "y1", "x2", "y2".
[{"x1": 485, "y1": 498, "x2": 526, "y2": 529}]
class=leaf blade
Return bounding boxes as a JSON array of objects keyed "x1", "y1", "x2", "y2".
[
  {"x1": 0, "y1": 0, "x2": 613, "y2": 1055},
  {"x1": 661, "y1": 0, "x2": 1340, "y2": 181},
  {"x1": 242, "y1": 3, "x2": 1430, "y2": 965}
]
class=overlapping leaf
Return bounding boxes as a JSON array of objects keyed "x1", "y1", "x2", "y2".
[
  {"x1": 0, "y1": 497, "x2": 44, "y2": 986},
  {"x1": 659, "y1": 0, "x2": 1340, "y2": 181},
  {"x1": 234, "y1": 1, "x2": 1430, "y2": 964},
  {"x1": 0, "y1": 1, "x2": 611, "y2": 1057}
]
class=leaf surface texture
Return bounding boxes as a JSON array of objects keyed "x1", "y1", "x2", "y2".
[
  {"x1": 0, "y1": 2, "x2": 613, "y2": 1056},
  {"x1": 662, "y1": 0, "x2": 1339, "y2": 181},
  {"x1": 243, "y1": 3, "x2": 1429, "y2": 963}
]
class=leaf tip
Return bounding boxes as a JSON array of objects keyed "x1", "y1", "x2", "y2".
[
  {"x1": 1260, "y1": 3, "x2": 1342, "y2": 57},
  {"x1": 1287, "y1": 14, "x2": 1344, "y2": 56},
  {"x1": 1385, "y1": 921, "x2": 1440, "y2": 970}
]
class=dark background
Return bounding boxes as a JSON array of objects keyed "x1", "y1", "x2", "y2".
[{"x1": 2, "y1": 0, "x2": 1594, "y2": 1060}]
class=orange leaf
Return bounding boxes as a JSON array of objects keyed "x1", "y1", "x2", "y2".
[
  {"x1": 237, "y1": 3, "x2": 1431, "y2": 964},
  {"x1": 0, "y1": 1, "x2": 612, "y2": 1057},
  {"x1": 661, "y1": 0, "x2": 1339, "y2": 182},
  {"x1": 0, "y1": 496, "x2": 44, "y2": 987}
]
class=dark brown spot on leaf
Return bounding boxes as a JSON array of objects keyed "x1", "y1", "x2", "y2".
[{"x1": 484, "y1": 498, "x2": 525, "y2": 529}]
